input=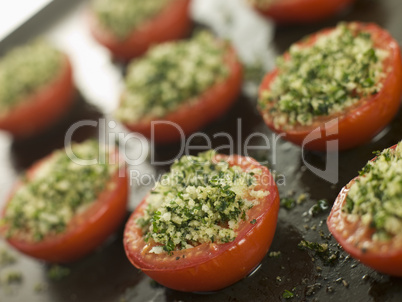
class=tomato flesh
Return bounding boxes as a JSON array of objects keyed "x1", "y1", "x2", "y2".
[
  {"x1": 0, "y1": 55, "x2": 75, "y2": 139},
  {"x1": 2, "y1": 149, "x2": 128, "y2": 263},
  {"x1": 122, "y1": 47, "x2": 243, "y2": 144},
  {"x1": 258, "y1": 22, "x2": 402, "y2": 151},
  {"x1": 327, "y1": 144, "x2": 402, "y2": 276},
  {"x1": 123, "y1": 154, "x2": 280, "y2": 292},
  {"x1": 88, "y1": 0, "x2": 192, "y2": 61},
  {"x1": 252, "y1": 0, "x2": 355, "y2": 24}
]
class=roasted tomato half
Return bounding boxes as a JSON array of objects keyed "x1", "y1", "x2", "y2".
[
  {"x1": 258, "y1": 22, "x2": 402, "y2": 151},
  {"x1": 1, "y1": 141, "x2": 128, "y2": 263},
  {"x1": 327, "y1": 142, "x2": 402, "y2": 276},
  {"x1": 117, "y1": 32, "x2": 242, "y2": 144},
  {"x1": 124, "y1": 151, "x2": 280, "y2": 292},
  {"x1": 249, "y1": 0, "x2": 355, "y2": 24},
  {"x1": 0, "y1": 54, "x2": 74, "y2": 139},
  {"x1": 88, "y1": 0, "x2": 192, "y2": 61}
]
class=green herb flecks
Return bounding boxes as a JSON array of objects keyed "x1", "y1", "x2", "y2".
[
  {"x1": 2, "y1": 140, "x2": 118, "y2": 242},
  {"x1": 116, "y1": 31, "x2": 229, "y2": 123},
  {"x1": 0, "y1": 40, "x2": 63, "y2": 114},
  {"x1": 92, "y1": 0, "x2": 172, "y2": 39},
  {"x1": 281, "y1": 197, "x2": 296, "y2": 210},
  {"x1": 298, "y1": 240, "x2": 328, "y2": 253},
  {"x1": 137, "y1": 150, "x2": 268, "y2": 254},
  {"x1": 282, "y1": 289, "x2": 295, "y2": 299},
  {"x1": 258, "y1": 22, "x2": 389, "y2": 128},
  {"x1": 298, "y1": 240, "x2": 339, "y2": 265},
  {"x1": 47, "y1": 265, "x2": 70, "y2": 281},
  {"x1": 0, "y1": 248, "x2": 17, "y2": 267},
  {"x1": 308, "y1": 199, "x2": 329, "y2": 216},
  {"x1": 1, "y1": 271, "x2": 23, "y2": 284},
  {"x1": 344, "y1": 141, "x2": 402, "y2": 241}
]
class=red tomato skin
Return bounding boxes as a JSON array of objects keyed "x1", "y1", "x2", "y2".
[
  {"x1": 327, "y1": 144, "x2": 402, "y2": 277},
  {"x1": 0, "y1": 55, "x2": 75, "y2": 139},
  {"x1": 253, "y1": 0, "x2": 355, "y2": 24},
  {"x1": 258, "y1": 22, "x2": 402, "y2": 151},
  {"x1": 88, "y1": 0, "x2": 192, "y2": 61},
  {"x1": 122, "y1": 47, "x2": 243, "y2": 144},
  {"x1": 123, "y1": 154, "x2": 280, "y2": 292},
  {"x1": 2, "y1": 150, "x2": 129, "y2": 263}
]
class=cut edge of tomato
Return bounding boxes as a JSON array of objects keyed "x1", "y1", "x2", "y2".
[
  {"x1": 121, "y1": 45, "x2": 243, "y2": 144},
  {"x1": 88, "y1": 0, "x2": 192, "y2": 61},
  {"x1": 1, "y1": 148, "x2": 129, "y2": 263},
  {"x1": 253, "y1": 0, "x2": 355, "y2": 24},
  {"x1": 258, "y1": 22, "x2": 402, "y2": 151},
  {"x1": 0, "y1": 54, "x2": 75, "y2": 139},
  {"x1": 327, "y1": 143, "x2": 402, "y2": 276},
  {"x1": 124, "y1": 155, "x2": 279, "y2": 272},
  {"x1": 124, "y1": 155, "x2": 279, "y2": 292},
  {"x1": 127, "y1": 177, "x2": 279, "y2": 272}
]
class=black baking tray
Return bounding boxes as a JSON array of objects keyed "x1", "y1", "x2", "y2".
[{"x1": 0, "y1": 0, "x2": 402, "y2": 301}]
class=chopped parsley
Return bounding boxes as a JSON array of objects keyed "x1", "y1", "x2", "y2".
[
  {"x1": 308, "y1": 199, "x2": 329, "y2": 216},
  {"x1": 2, "y1": 140, "x2": 118, "y2": 242},
  {"x1": 280, "y1": 197, "x2": 296, "y2": 210},
  {"x1": 47, "y1": 265, "x2": 70, "y2": 281},
  {"x1": 268, "y1": 251, "x2": 281, "y2": 258},
  {"x1": 0, "y1": 248, "x2": 16, "y2": 267},
  {"x1": 258, "y1": 22, "x2": 389, "y2": 128},
  {"x1": 298, "y1": 240, "x2": 328, "y2": 254},
  {"x1": 298, "y1": 240, "x2": 339, "y2": 265},
  {"x1": 116, "y1": 31, "x2": 229, "y2": 123},
  {"x1": 137, "y1": 150, "x2": 269, "y2": 254},
  {"x1": 344, "y1": 141, "x2": 402, "y2": 241},
  {"x1": 91, "y1": 0, "x2": 173, "y2": 39},
  {"x1": 282, "y1": 289, "x2": 295, "y2": 299},
  {"x1": 1, "y1": 271, "x2": 22, "y2": 284},
  {"x1": 0, "y1": 40, "x2": 63, "y2": 115}
]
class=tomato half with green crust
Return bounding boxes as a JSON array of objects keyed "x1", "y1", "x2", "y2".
[
  {"x1": 88, "y1": 0, "x2": 192, "y2": 61},
  {"x1": 123, "y1": 153, "x2": 280, "y2": 292},
  {"x1": 327, "y1": 143, "x2": 402, "y2": 276},
  {"x1": 1, "y1": 144, "x2": 128, "y2": 263},
  {"x1": 0, "y1": 55, "x2": 74, "y2": 139},
  {"x1": 258, "y1": 22, "x2": 402, "y2": 151},
  {"x1": 250, "y1": 0, "x2": 355, "y2": 24},
  {"x1": 122, "y1": 47, "x2": 242, "y2": 144}
]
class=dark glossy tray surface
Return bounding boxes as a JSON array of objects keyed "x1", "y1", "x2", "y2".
[{"x1": 0, "y1": 0, "x2": 401, "y2": 301}]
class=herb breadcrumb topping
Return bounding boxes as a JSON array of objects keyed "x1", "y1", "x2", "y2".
[
  {"x1": 0, "y1": 41, "x2": 63, "y2": 115},
  {"x1": 137, "y1": 151, "x2": 269, "y2": 254},
  {"x1": 2, "y1": 140, "x2": 118, "y2": 242},
  {"x1": 259, "y1": 23, "x2": 389, "y2": 128},
  {"x1": 91, "y1": 0, "x2": 172, "y2": 39},
  {"x1": 344, "y1": 141, "x2": 402, "y2": 241},
  {"x1": 116, "y1": 32, "x2": 229, "y2": 123}
]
